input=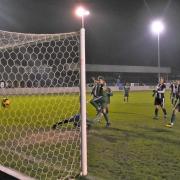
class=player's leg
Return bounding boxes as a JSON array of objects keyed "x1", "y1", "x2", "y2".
[
  {"x1": 102, "y1": 104, "x2": 110, "y2": 127},
  {"x1": 153, "y1": 98, "x2": 160, "y2": 119},
  {"x1": 52, "y1": 119, "x2": 69, "y2": 129},
  {"x1": 171, "y1": 93, "x2": 175, "y2": 105},
  {"x1": 160, "y1": 98, "x2": 167, "y2": 119},
  {"x1": 154, "y1": 97, "x2": 165, "y2": 119},
  {"x1": 153, "y1": 105, "x2": 159, "y2": 119},
  {"x1": 173, "y1": 95, "x2": 178, "y2": 106},
  {"x1": 90, "y1": 97, "x2": 102, "y2": 112},
  {"x1": 124, "y1": 94, "x2": 127, "y2": 102},
  {"x1": 106, "y1": 104, "x2": 110, "y2": 114},
  {"x1": 166, "y1": 108, "x2": 179, "y2": 127},
  {"x1": 52, "y1": 114, "x2": 80, "y2": 129}
]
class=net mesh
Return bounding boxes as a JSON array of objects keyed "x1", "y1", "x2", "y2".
[{"x1": 0, "y1": 30, "x2": 81, "y2": 179}]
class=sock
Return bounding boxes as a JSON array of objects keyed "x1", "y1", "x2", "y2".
[
  {"x1": 162, "y1": 108, "x2": 167, "y2": 116},
  {"x1": 103, "y1": 112, "x2": 110, "y2": 124},
  {"x1": 155, "y1": 108, "x2": 158, "y2": 117},
  {"x1": 171, "y1": 112, "x2": 176, "y2": 125}
]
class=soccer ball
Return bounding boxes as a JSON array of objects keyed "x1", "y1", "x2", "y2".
[{"x1": 2, "y1": 98, "x2": 10, "y2": 108}]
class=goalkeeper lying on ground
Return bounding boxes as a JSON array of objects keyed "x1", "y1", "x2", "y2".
[{"x1": 51, "y1": 114, "x2": 93, "y2": 130}]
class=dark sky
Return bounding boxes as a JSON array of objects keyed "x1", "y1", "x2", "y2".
[{"x1": 0, "y1": 0, "x2": 179, "y2": 69}]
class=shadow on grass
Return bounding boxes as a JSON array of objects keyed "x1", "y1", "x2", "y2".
[
  {"x1": 111, "y1": 111, "x2": 152, "y2": 118},
  {"x1": 142, "y1": 126, "x2": 174, "y2": 133},
  {"x1": 91, "y1": 127, "x2": 180, "y2": 146}
]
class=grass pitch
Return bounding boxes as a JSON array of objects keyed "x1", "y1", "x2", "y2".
[
  {"x1": 0, "y1": 94, "x2": 81, "y2": 179},
  {"x1": 0, "y1": 91, "x2": 180, "y2": 179},
  {"x1": 85, "y1": 91, "x2": 180, "y2": 180}
]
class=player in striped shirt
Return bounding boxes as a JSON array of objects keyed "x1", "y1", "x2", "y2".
[
  {"x1": 123, "y1": 82, "x2": 130, "y2": 102},
  {"x1": 153, "y1": 78, "x2": 167, "y2": 120}
]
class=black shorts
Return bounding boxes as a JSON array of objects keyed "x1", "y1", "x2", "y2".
[
  {"x1": 124, "y1": 93, "x2": 129, "y2": 97},
  {"x1": 154, "y1": 98, "x2": 165, "y2": 107}
]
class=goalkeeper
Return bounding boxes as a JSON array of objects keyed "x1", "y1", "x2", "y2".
[{"x1": 51, "y1": 114, "x2": 93, "y2": 130}]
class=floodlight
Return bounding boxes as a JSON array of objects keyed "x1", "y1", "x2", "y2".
[
  {"x1": 76, "y1": 7, "x2": 90, "y2": 17},
  {"x1": 151, "y1": 20, "x2": 164, "y2": 34}
]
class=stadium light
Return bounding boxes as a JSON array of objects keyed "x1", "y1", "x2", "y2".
[
  {"x1": 75, "y1": 7, "x2": 90, "y2": 28},
  {"x1": 75, "y1": 6, "x2": 90, "y2": 177},
  {"x1": 151, "y1": 20, "x2": 164, "y2": 35},
  {"x1": 150, "y1": 20, "x2": 165, "y2": 81}
]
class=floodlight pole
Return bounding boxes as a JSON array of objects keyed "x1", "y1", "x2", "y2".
[
  {"x1": 80, "y1": 15, "x2": 87, "y2": 176},
  {"x1": 157, "y1": 33, "x2": 161, "y2": 82}
]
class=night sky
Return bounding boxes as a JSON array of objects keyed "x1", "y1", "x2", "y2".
[{"x1": 0, "y1": 0, "x2": 179, "y2": 69}]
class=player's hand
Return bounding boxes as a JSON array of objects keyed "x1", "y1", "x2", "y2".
[{"x1": 91, "y1": 77, "x2": 95, "y2": 81}]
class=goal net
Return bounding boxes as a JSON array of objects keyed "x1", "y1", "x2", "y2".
[{"x1": 0, "y1": 30, "x2": 82, "y2": 179}]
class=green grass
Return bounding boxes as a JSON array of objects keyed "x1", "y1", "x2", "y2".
[
  {"x1": 0, "y1": 94, "x2": 81, "y2": 179},
  {"x1": 85, "y1": 91, "x2": 180, "y2": 180},
  {"x1": 1, "y1": 91, "x2": 180, "y2": 179}
]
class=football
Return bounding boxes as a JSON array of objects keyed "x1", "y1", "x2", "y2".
[{"x1": 2, "y1": 98, "x2": 10, "y2": 108}]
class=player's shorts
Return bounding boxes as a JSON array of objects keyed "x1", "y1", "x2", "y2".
[
  {"x1": 124, "y1": 93, "x2": 129, "y2": 97},
  {"x1": 176, "y1": 94, "x2": 180, "y2": 99},
  {"x1": 154, "y1": 97, "x2": 165, "y2": 107},
  {"x1": 101, "y1": 102, "x2": 108, "y2": 109},
  {"x1": 171, "y1": 93, "x2": 176, "y2": 98}
]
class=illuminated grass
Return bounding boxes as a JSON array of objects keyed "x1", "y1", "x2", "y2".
[
  {"x1": 1, "y1": 91, "x2": 180, "y2": 179},
  {"x1": 85, "y1": 91, "x2": 180, "y2": 180}
]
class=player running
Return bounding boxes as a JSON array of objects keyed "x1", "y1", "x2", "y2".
[
  {"x1": 123, "y1": 82, "x2": 130, "y2": 102},
  {"x1": 153, "y1": 78, "x2": 167, "y2": 120},
  {"x1": 166, "y1": 81, "x2": 180, "y2": 127}
]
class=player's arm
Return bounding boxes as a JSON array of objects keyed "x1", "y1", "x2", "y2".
[
  {"x1": 128, "y1": 86, "x2": 130, "y2": 91},
  {"x1": 109, "y1": 91, "x2": 113, "y2": 96},
  {"x1": 107, "y1": 88, "x2": 113, "y2": 96},
  {"x1": 157, "y1": 89, "x2": 165, "y2": 93},
  {"x1": 157, "y1": 85, "x2": 166, "y2": 93},
  {"x1": 152, "y1": 89, "x2": 157, "y2": 97}
]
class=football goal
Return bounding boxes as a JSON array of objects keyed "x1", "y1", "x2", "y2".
[{"x1": 0, "y1": 29, "x2": 87, "y2": 179}]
